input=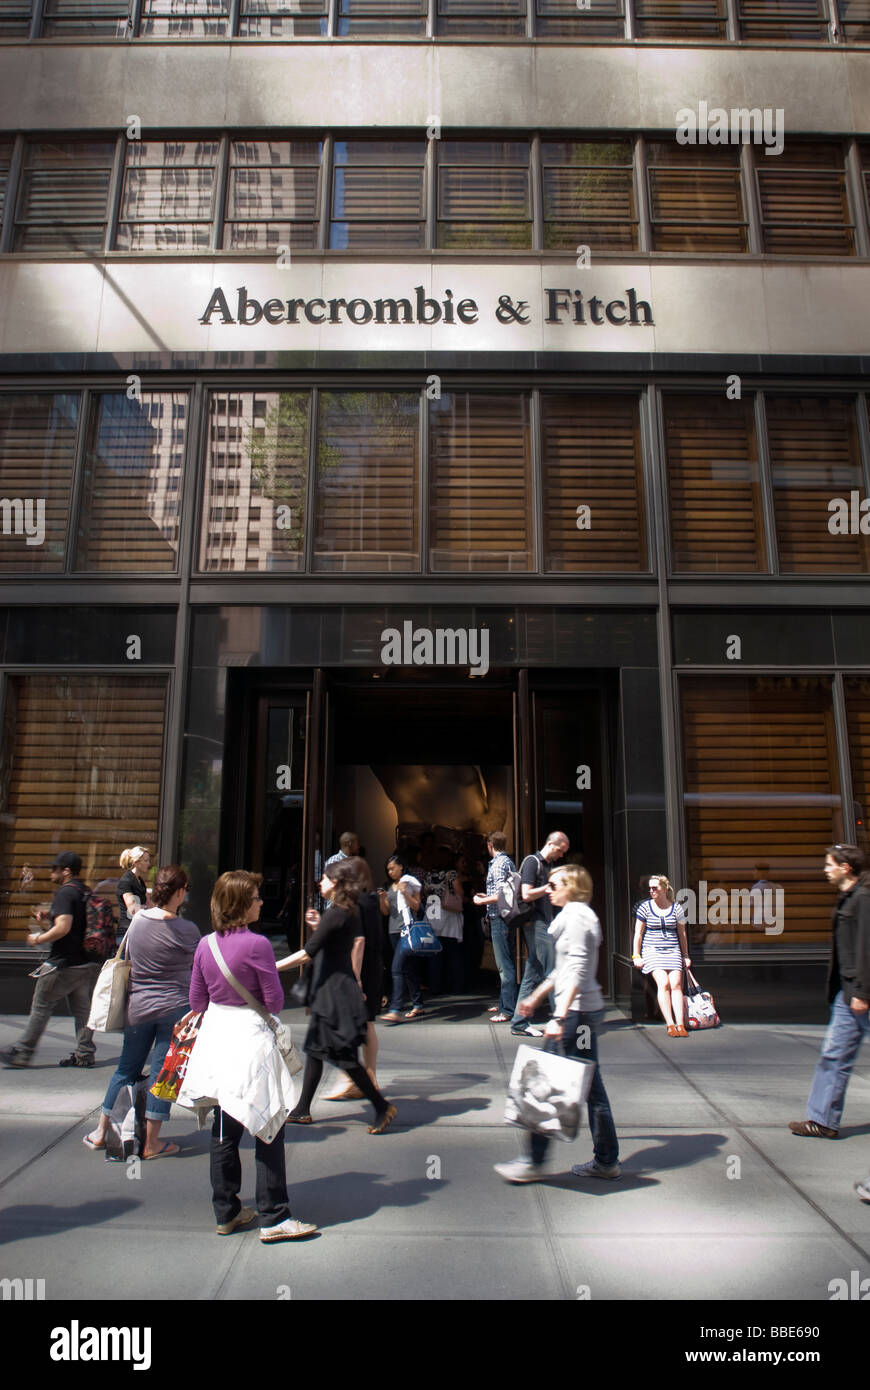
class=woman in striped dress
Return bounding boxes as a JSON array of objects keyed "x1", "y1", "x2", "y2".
[{"x1": 632, "y1": 875, "x2": 691, "y2": 1037}]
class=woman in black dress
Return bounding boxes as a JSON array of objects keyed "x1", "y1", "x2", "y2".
[
  {"x1": 277, "y1": 860, "x2": 397, "y2": 1134},
  {"x1": 323, "y1": 856, "x2": 384, "y2": 1102}
]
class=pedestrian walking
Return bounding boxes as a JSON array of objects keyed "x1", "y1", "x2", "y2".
[
  {"x1": 1, "y1": 851, "x2": 100, "y2": 1069},
  {"x1": 378, "y1": 857, "x2": 425, "y2": 1023},
  {"x1": 278, "y1": 860, "x2": 397, "y2": 1133},
  {"x1": 632, "y1": 874, "x2": 691, "y2": 1037},
  {"x1": 178, "y1": 869, "x2": 317, "y2": 1242},
  {"x1": 509, "y1": 831, "x2": 570, "y2": 1037},
  {"x1": 789, "y1": 844, "x2": 870, "y2": 1139},
  {"x1": 83, "y1": 864, "x2": 199, "y2": 1159},
  {"x1": 495, "y1": 865, "x2": 620, "y2": 1183},
  {"x1": 473, "y1": 832, "x2": 517, "y2": 1022},
  {"x1": 116, "y1": 846, "x2": 152, "y2": 939},
  {"x1": 323, "y1": 856, "x2": 384, "y2": 1100}
]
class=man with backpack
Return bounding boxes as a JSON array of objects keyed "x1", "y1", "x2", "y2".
[
  {"x1": 508, "y1": 831, "x2": 570, "y2": 1037},
  {"x1": 0, "y1": 851, "x2": 102, "y2": 1069}
]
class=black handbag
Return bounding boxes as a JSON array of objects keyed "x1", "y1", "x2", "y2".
[{"x1": 288, "y1": 964, "x2": 313, "y2": 1007}]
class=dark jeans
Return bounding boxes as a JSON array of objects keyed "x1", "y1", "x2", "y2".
[
  {"x1": 490, "y1": 916, "x2": 518, "y2": 1014},
  {"x1": 527, "y1": 1009, "x2": 619, "y2": 1169},
  {"x1": 511, "y1": 918, "x2": 553, "y2": 1030},
  {"x1": 101, "y1": 1002, "x2": 189, "y2": 1122},
  {"x1": 427, "y1": 937, "x2": 464, "y2": 996},
  {"x1": 388, "y1": 933, "x2": 423, "y2": 1013},
  {"x1": 210, "y1": 1107, "x2": 291, "y2": 1227}
]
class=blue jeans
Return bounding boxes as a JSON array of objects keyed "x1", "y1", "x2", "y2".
[
  {"x1": 510, "y1": 919, "x2": 553, "y2": 1031},
  {"x1": 528, "y1": 1009, "x2": 619, "y2": 1169},
  {"x1": 806, "y1": 990, "x2": 870, "y2": 1130},
  {"x1": 101, "y1": 1003, "x2": 189, "y2": 1123},
  {"x1": 388, "y1": 933, "x2": 423, "y2": 1013},
  {"x1": 490, "y1": 916, "x2": 517, "y2": 1014}
]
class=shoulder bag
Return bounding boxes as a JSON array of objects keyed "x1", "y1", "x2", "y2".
[
  {"x1": 86, "y1": 930, "x2": 132, "y2": 1033},
  {"x1": 207, "y1": 934, "x2": 303, "y2": 1075}
]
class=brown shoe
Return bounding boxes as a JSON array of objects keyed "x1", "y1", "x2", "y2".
[
  {"x1": 324, "y1": 1084, "x2": 364, "y2": 1102},
  {"x1": 788, "y1": 1120, "x2": 838, "y2": 1138},
  {"x1": 216, "y1": 1205, "x2": 256, "y2": 1236}
]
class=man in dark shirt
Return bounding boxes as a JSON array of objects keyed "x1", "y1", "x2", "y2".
[
  {"x1": 0, "y1": 851, "x2": 100, "y2": 1069},
  {"x1": 509, "y1": 831, "x2": 570, "y2": 1037},
  {"x1": 789, "y1": 844, "x2": 870, "y2": 1138}
]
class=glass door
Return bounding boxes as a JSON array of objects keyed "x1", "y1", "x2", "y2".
[{"x1": 248, "y1": 693, "x2": 308, "y2": 950}]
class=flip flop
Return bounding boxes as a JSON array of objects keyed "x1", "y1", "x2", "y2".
[
  {"x1": 142, "y1": 1142, "x2": 180, "y2": 1159},
  {"x1": 83, "y1": 1134, "x2": 106, "y2": 1151}
]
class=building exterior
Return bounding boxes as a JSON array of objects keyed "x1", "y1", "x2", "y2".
[{"x1": 0, "y1": 9, "x2": 868, "y2": 1017}]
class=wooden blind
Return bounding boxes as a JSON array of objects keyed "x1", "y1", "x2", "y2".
[
  {"x1": 664, "y1": 394, "x2": 766, "y2": 573},
  {"x1": 330, "y1": 140, "x2": 425, "y2": 251},
  {"x1": 635, "y1": 0, "x2": 726, "y2": 37},
  {"x1": 0, "y1": 394, "x2": 79, "y2": 574},
  {"x1": 429, "y1": 392, "x2": 533, "y2": 571},
  {"x1": 756, "y1": 142, "x2": 853, "y2": 257},
  {"x1": 437, "y1": 0, "x2": 526, "y2": 35},
  {"x1": 337, "y1": 0, "x2": 426, "y2": 34},
  {"x1": 0, "y1": 675, "x2": 167, "y2": 943},
  {"x1": 766, "y1": 395, "x2": 869, "y2": 574},
  {"x1": 541, "y1": 394, "x2": 647, "y2": 572},
  {"x1": 225, "y1": 139, "x2": 321, "y2": 251},
  {"x1": 845, "y1": 678, "x2": 870, "y2": 852},
  {"x1": 75, "y1": 392, "x2": 184, "y2": 573},
  {"x1": 238, "y1": 0, "x2": 327, "y2": 35},
  {"x1": 14, "y1": 140, "x2": 115, "y2": 253},
  {"x1": 41, "y1": 0, "x2": 131, "y2": 33},
  {"x1": 647, "y1": 142, "x2": 746, "y2": 253},
  {"x1": 738, "y1": 0, "x2": 828, "y2": 38},
  {"x1": 542, "y1": 140, "x2": 637, "y2": 252},
  {"x1": 0, "y1": 0, "x2": 32, "y2": 32},
  {"x1": 837, "y1": 0, "x2": 870, "y2": 37},
  {"x1": 535, "y1": 0, "x2": 624, "y2": 37},
  {"x1": 139, "y1": 0, "x2": 229, "y2": 34},
  {"x1": 681, "y1": 677, "x2": 840, "y2": 947},
  {"x1": 200, "y1": 390, "x2": 308, "y2": 572},
  {"x1": 437, "y1": 141, "x2": 531, "y2": 251},
  {"x1": 116, "y1": 140, "x2": 219, "y2": 252},
  {"x1": 0, "y1": 139, "x2": 13, "y2": 233},
  {"x1": 861, "y1": 144, "x2": 870, "y2": 221},
  {"x1": 313, "y1": 391, "x2": 419, "y2": 572}
]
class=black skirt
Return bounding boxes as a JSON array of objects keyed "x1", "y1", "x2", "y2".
[{"x1": 303, "y1": 972, "x2": 369, "y2": 1065}]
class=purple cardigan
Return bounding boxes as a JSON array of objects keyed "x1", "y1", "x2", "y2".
[{"x1": 189, "y1": 928, "x2": 284, "y2": 1014}]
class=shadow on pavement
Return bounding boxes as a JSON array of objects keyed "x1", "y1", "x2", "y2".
[
  {"x1": 0, "y1": 1198, "x2": 141, "y2": 1245},
  {"x1": 282, "y1": 1168, "x2": 433, "y2": 1228}
]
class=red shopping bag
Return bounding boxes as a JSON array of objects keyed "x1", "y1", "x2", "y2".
[{"x1": 150, "y1": 1012, "x2": 203, "y2": 1103}]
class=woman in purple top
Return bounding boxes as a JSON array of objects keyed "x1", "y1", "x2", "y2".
[
  {"x1": 83, "y1": 864, "x2": 199, "y2": 1160},
  {"x1": 182, "y1": 870, "x2": 317, "y2": 1243}
]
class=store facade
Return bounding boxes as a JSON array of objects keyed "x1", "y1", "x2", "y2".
[{"x1": 0, "y1": 40, "x2": 868, "y2": 1016}]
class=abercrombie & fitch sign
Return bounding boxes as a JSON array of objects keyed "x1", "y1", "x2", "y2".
[{"x1": 199, "y1": 284, "x2": 654, "y2": 329}]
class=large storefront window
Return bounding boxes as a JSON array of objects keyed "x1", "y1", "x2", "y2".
[
  {"x1": 201, "y1": 390, "x2": 308, "y2": 572},
  {"x1": 0, "y1": 674, "x2": 168, "y2": 942},
  {"x1": 681, "y1": 676, "x2": 842, "y2": 949},
  {"x1": 429, "y1": 392, "x2": 533, "y2": 571},
  {"x1": 541, "y1": 393, "x2": 647, "y2": 572},
  {"x1": 664, "y1": 394, "x2": 766, "y2": 573},
  {"x1": 313, "y1": 391, "x2": 420, "y2": 572},
  {"x1": 0, "y1": 394, "x2": 79, "y2": 574},
  {"x1": 845, "y1": 677, "x2": 870, "y2": 858}
]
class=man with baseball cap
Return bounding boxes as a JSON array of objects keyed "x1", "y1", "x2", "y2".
[{"x1": 0, "y1": 851, "x2": 101, "y2": 1069}]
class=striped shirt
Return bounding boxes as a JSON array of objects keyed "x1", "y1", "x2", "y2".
[
  {"x1": 636, "y1": 900, "x2": 686, "y2": 940},
  {"x1": 485, "y1": 852, "x2": 515, "y2": 919}
]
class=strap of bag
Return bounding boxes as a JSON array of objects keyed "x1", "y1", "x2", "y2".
[
  {"x1": 114, "y1": 929, "x2": 130, "y2": 962},
  {"x1": 207, "y1": 933, "x2": 279, "y2": 1038},
  {"x1": 684, "y1": 967, "x2": 701, "y2": 994}
]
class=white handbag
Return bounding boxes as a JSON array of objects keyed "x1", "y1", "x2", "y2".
[
  {"x1": 504, "y1": 1042, "x2": 595, "y2": 1143},
  {"x1": 207, "y1": 934, "x2": 303, "y2": 1076},
  {"x1": 86, "y1": 931, "x2": 131, "y2": 1033},
  {"x1": 684, "y1": 968, "x2": 720, "y2": 1029}
]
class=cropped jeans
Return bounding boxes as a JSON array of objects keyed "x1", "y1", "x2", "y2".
[{"x1": 101, "y1": 1002, "x2": 189, "y2": 1122}]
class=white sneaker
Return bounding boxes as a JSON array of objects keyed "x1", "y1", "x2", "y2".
[
  {"x1": 494, "y1": 1159, "x2": 545, "y2": 1184},
  {"x1": 855, "y1": 1176, "x2": 870, "y2": 1204},
  {"x1": 571, "y1": 1159, "x2": 622, "y2": 1180},
  {"x1": 259, "y1": 1218, "x2": 319, "y2": 1243}
]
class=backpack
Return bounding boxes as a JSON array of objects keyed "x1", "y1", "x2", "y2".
[
  {"x1": 497, "y1": 856, "x2": 540, "y2": 924},
  {"x1": 82, "y1": 889, "x2": 118, "y2": 961}
]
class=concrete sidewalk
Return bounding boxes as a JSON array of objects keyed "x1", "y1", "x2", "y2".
[{"x1": 1, "y1": 998, "x2": 868, "y2": 1302}]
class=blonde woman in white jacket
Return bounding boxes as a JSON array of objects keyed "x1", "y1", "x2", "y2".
[{"x1": 494, "y1": 864, "x2": 621, "y2": 1184}]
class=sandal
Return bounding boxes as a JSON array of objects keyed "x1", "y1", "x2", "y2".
[
  {"x1": 404, "y1": 1007, "x2": 425, "y2": 1019},
  {"x1": 83, "y1": 1133, "x2": 106, "y2": 1151},
  {"x1": 368, "y1": 1103, "x2": 397, "y2": 1135},
  {"x1": 142, "y1": 1142, "x2": 180, "y2": 1160}
]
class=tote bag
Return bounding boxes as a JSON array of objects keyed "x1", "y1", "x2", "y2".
[
  {"x1": 504, "y1": 1042, "x2": 594, "y2": 1143},
  {"x1": 86, "y1": 931, "x2": 132, "y2": 1034}
]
